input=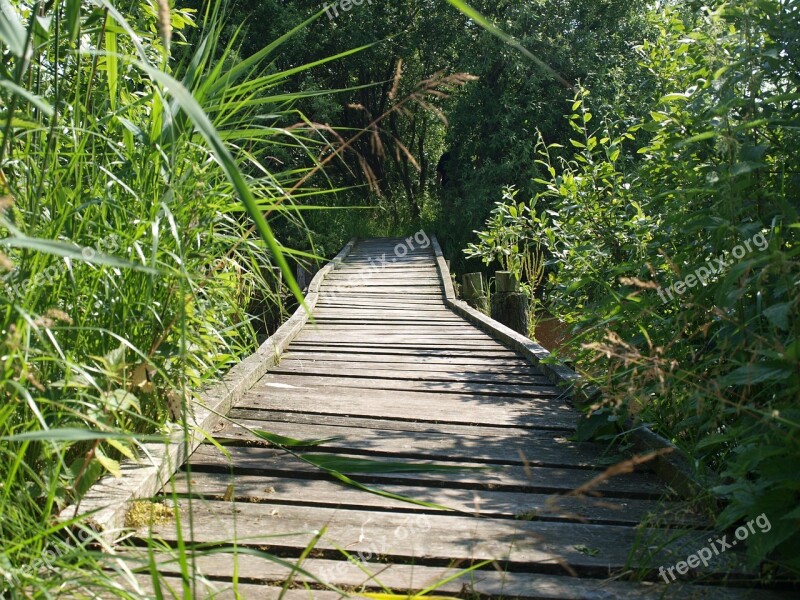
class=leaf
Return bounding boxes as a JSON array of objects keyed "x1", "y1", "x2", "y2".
[
  {"x1": 105, "y1": 28, "x2": 118, "y2": 111},
  {"x1": 0, "y1": 80, "x2": 54, "y2": 117},
  {"x1": 719, "y1": 364, "x2": 793, "y2": 386},
  {"x1": 659, "y1": 93, "x2": 690, "y2": 103},
  {"x1": 130, "y1": 362, "x2": 155, "y2": 394},
  {"x1": 0, "y1": 0, "x2": 27, "y2": 57},
  {"x1": 0, "y1": 235, "x2": 157, "y2": 272},
  {"x1": 675, "y1": 130, "x2": 716, "y2": 147},
  {"x1": 65, "y1": 0, "x2": 81, "y2": 41},
  {"x1": 565, "y1": 278, "x2": 587, "y2": 293},
  {"x1": 95, "y1": 447, "x2": 121, "y2": 478},
  {"x1": 763, "y1": 303, "x2": 792, "y2": 331},
  {"x1": 105, "y1": 438, "x2": 135, "y2": 460},
  {"x1": 252, "y1": 429, "x2": 342, "y2": 448},
  {"x1": 101, "y1": 389, "x2": 140, "y2": 413},
  {"x1": 0, "y1": 428, "x2": 162, "y2": 442}
]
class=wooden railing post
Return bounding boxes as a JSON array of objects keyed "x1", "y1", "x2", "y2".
[
  {"x1": 462, "y1": 272, "x2": 488, "y2": 313},
  {"x1": 491, "y1": 271, "x2": 528, "y2": 335}
]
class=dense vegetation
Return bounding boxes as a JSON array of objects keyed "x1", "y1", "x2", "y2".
[{"x1": 0, "y1": 0, "x2": 797, "y2": 596}]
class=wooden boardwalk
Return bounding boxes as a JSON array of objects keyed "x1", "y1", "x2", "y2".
[{"x1": 127, "y1": 238, "x2": 784, "y2": 599}]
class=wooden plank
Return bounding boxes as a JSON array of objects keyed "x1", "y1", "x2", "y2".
[
  {"x1": 209, "y1": 418, "x2": 601, "y2": 467},
  {"x1": 122, "y1": 553, "x2": 786, "y2": 600},
  {"x1": 323, "y1": 273, "x2": 439, "y2": 280},
  {"x1": 321, "y1": 294, "x2": 445, "y2": 300},
  {"x1": 300, "y1": 324, "x2": 493, "y2": 333},
  {"x1": 113, "y1": 576, "x2": 345, "y2": 600},
  {"x1": 280, "y1": 351, "x2": 533, "y2": 369},
  {"x1": 226, "y1": 410, "x2": 573, "y2": 438},
  {"x1": 298, "y1": 327, "x2": 493, "y2": 336},
  {"x1": 314, "y1": 309, "x2": 462, "y2": 325},
  {"x1": 290, "y1": 338, "x2": 513, "y2": 351},
  {"x1": 256, "y1": 373, "x2": 562, "y2": 399},
  {"x1": 323, "y1": 277, "x2": 442, "y2": 292},
  {"x1": 187, "y1": 446, "x2": 667, "y2": 497},
  {"x1": 237, "y1": 387, "x2": 577, "y2": 430},
  {"x1": 317, "y1": 297, "x2": 445, "y2": 306},
  {"x1": 287, "y1": 345, "x2": 521, "y2": 360},
  {"x1": 322, "y1": 288, "x2": 442, "y2": 295},
  {"x1": 270, "y1": 364, "x2": 551, "y2": 385},
  {"x1": 168, "y1": 472, "x2": 699, "y2": 526},
  {"x1": 310, "y1": 319, "x2": 469, "y2": 326},
  {"x1": 142, "y1": 500, "x2": 715, "y2": 574},
  {"x1": 277, "y1": 356, "x2": 539, "y2": 372},
  {"x1": 293, "y1": 335, "x2": 500, "y2": 346},
  {"x1": 318, "y1": 293, "x2": 446, "y2": 304},
  {"x1": 330, "y1": 270, "x2": 439, "y2": 278},
  {"x1": 289, "y1": 341, "x2": 519, "y2": 354}
]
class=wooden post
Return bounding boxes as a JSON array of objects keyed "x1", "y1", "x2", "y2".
[
  {"x1": 495, "y1": 271, "x2": 519, "y2": 293},
  {"x1": 491, "y1": 271, "x2": 528, "y2": 335},
  {"x1": 296, "y1": 264, "x2": 318, "y2": 291},
  {"x1": 462, "y1": 272, "x2": 488, "y2": 313}
]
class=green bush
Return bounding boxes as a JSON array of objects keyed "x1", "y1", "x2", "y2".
[{"x1": 469, "y1": 0, "x2": 800, "y2": 575}]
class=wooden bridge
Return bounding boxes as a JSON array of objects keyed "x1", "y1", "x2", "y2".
[{"x1": 93, "y1": 238, "x2": 787, "y2": 599}]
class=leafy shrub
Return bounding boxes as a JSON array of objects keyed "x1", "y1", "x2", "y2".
[{"x1": 469, "y1": 0, "x2": 800, "y2": 575}]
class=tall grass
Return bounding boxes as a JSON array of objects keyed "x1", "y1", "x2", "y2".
[{"x1": 0, "y1": 0, "x2": 347, "y2": 595}]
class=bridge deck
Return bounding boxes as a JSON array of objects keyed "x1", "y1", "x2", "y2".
[{"x1": 128, "y1": 238, "x2": 782, "y2": 599}]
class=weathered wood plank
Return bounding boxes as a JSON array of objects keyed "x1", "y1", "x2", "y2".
[
  {"x1": 168, "y1": 472, "x2": 699, "y2": 526},
  {"x1": 317, "y1": 297, "x2": 445, "y2": 306},
  {"x1": 290, "y1": 340, "x2": 515, "y2": 352},
  {"x1": 270, "y1": 363, "x2": 551, "y2": 385},
  {"x1": 237, "y1": 387, "x2": 577, "y2": 430},
  {"x1": 323, "y1": 273, "x2": 439, "y2": 280},
  {"x1": 208, "y1": 418, "x2": 601, "y2": 467},
  {"x1": 256, "y1": 373, "x2": 562, "y2": 399},
  {"x1": 116, "y1": 551, "x2": 782, "y2": 600},
  {"x1": 298, "y1": 328, "x2": 495, "y2": 338},
  {"x1": 142, "y1": 500, "x2": 717, "y2": 574},
  {"x1": 286, "y1": 344, "x2": 521, "y2": 359},
  {"x1": 280, "y1": 351, "x2": 533, "y2": 369},
  {"x1": 300, "y1": 326, "x2": 496, "y2": 336},
  {"x1": 187, "y1": 446, "x2": 667, "y2": 497},
  {"x1": 226, "y1": 410, "x2": 572, "y2": 438},
  {"x1": 112, "y1": 576, "x2": 344, "y2": 600},
  {"x1": 311, "y1": 314, "x2": 465, "y2": 322}
]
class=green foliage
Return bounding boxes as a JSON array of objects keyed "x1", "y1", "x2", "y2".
[
  {"x1": 464, "y1": 186, "x2": 545, "y2": 298},
  {"x1": 468, "y1": 0, "x2": 799, "y2": 576},
  {"x1": 0, "y1": 0, "x2": 337, "y2": 594},
  {"x1": 435, "y1": 0, "x2": 653, "y2": 273}
]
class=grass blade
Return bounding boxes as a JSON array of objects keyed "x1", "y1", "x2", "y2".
[{"x1": 252, "y1": 429, "x2": 343, "y2": 448}]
